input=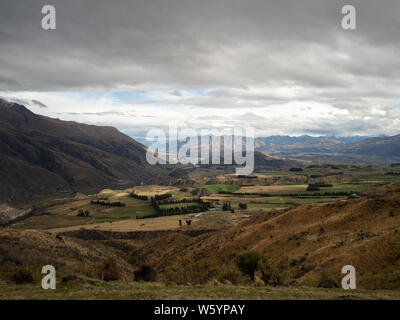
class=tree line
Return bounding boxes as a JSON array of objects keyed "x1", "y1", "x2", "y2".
[
  {"x1": 136, "y1": 197, "x2": 210, "y2": 219},
  {"x1": 90, "y1": 200, "x2": 125, "y2": 207}
]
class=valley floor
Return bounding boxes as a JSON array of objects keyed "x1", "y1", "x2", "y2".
[{"x1": 1, "y1": 281, "x2": 400, "y2": 300}]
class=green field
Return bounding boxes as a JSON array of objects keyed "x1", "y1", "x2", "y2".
[
  {"x1": 274, "y1": 196, "x2": 342, "y2": 204},
  {"x1": 318, "y1": 182, "x2": 383, "y2": 193},
  {"x1": 159, "y1": 202, "x2": 198, "y2": 209},
  {"x1": 201, "y1": 184, "x2": 241, "y2": 193},
  {"x1": 358, "y1": 174, "x2": 400, "y2": 181},
  {"x1": 259, "y1": 171, "x2": 291, "y2": 177},
  {"x1": 90, "y1": 195, "x2": 157, "y2": 221}
]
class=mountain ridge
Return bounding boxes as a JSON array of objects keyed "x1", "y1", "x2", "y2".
[{"x1": 0, "y1": 99, "x2": 169, "y2": 205}]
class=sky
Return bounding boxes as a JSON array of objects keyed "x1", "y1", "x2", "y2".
[{"x1": 1, "y1": 0, "x2": 400, "y2": 139}]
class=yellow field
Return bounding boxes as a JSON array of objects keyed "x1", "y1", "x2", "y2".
[
  {"x1": 131, "y1": 185, "x2": 180, "y2": 196},
  {"x1": 48, "y1": 213, "x2": 198, "y2": 233}
]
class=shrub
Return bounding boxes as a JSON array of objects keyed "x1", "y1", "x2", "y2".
[
  {"x1": 160, "y1": 259, "x2": 215, "y2": 284},
  {"x1": 222, "y1": 202, "x2": 231, "y2": 211},
  {"x1": 238, "y1": 202, "x2": 247, "y2": 209},
  {"x1": 130, "y1": 192, "x2": 148, "y2": 200},
  {"x1": 77, "y1": 209, "x2": 90, "y2": 217},
  {"x1": 8, "y1": 265, "x2": 36, "y2": 284},
  {"x1": 134, "y1": 264, "x2": 157, "y2": 282},
  {"x1": 257, "y1": 257, "x2": 283, "y2": 286},
  {"x1": 101, "y1": 257, "x2": 121, "y2": 281},
  {"x1": 236, "y1": 251, "x2": 262, "y2": 280},
  {"x1": 154, "y1": 193, "x2": 172, "y2": 200},
  {"x1": 217, "y1": 268, "x2": 243, "y2": 285},
  {"x1": 309, "y1": 183, "x2": 333, "y2": 188},
  {"x1": 318, "y1": 267, "x2": 338, "y2": 288},
  {"x1": 91, "y1": 200, "x2": 126, "y2": 207}
]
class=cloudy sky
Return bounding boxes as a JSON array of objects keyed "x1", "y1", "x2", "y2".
[{"x1": 1, "y1": 0, "x2": 400, "y2": 139}]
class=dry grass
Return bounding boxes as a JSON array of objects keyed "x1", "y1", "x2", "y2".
[
  {"x1": 49, "y1": 214, "x2": 198, "y2": 233},
  {"x1": 1, "y1": 280, "x2": 400, "y2": 300},
  {"x1": 132, "y1": 185, "x2": 180, "y2": 197}
]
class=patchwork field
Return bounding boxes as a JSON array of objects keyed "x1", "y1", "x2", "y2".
[
  {"x1": 11, "y1": 189, "x2": 159, "y2": 230},
  {"x1": 201, "y1": 184, "x2": 241, "y2": 193},
  {"x1": 10, "y1": 164, "x2": 400, "y2": 231}
]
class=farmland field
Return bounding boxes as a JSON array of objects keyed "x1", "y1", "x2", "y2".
[
  {"x1": 10, "y1": 165, "x2": 396, "y2": 231},
  {"x1": 159, "y1": 202, "x2": 198, "y2": 209},
  {"x1": 358, "y1": 174, "x2": 400, "y2": 181},
  {"x1": 11, "y1": 191, "x2": 157, "y2": 229},
  {"x1": 237, "y1": 182, "x2": 383, "y2": 195},
  {"x1": 200, "y1": 184, "x2": 241, "y2": 193}
]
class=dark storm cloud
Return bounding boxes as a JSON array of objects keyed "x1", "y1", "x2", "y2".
[
  {"x1": 1, "y1": 0, "x2": 400, "y2": 136},
  {"x1": 0, "y1": 0, "x2": 399, "y2": 91}
]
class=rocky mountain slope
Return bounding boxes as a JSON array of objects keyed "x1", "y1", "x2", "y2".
[{"x1": 0, "y1": 98, "x2": 168, "y2": 204}]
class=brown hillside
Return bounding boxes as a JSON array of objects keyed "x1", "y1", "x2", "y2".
[
  {"x1": 0, "y1": 228, "x2": 135, "y2": 281},
  {"x1": 0, "y1": 98, "x2": 169, "y2": 204},
  {"x1": 2, "y1": 183, "x2": 400, "y2": 290},
  {"x1": 130, "y1": 182, "x2": 400, "y2": 289}
]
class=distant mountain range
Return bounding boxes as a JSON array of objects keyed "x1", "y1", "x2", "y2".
[
  {"x1": 254, "y1": 134, "x2": 400, "y2": 165},
  {"x1": 338, "y1": 135, "x2": 400, "y2": 158},
  {"x1": 255, "y1": 135, "x2": 369, "y2": 145},
  {"x1": 141, "y1": 133, "x2": 400, "y2": 165},
  {"x1": 0, "y1": 99, "x2": 169, "y2": 205}
]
